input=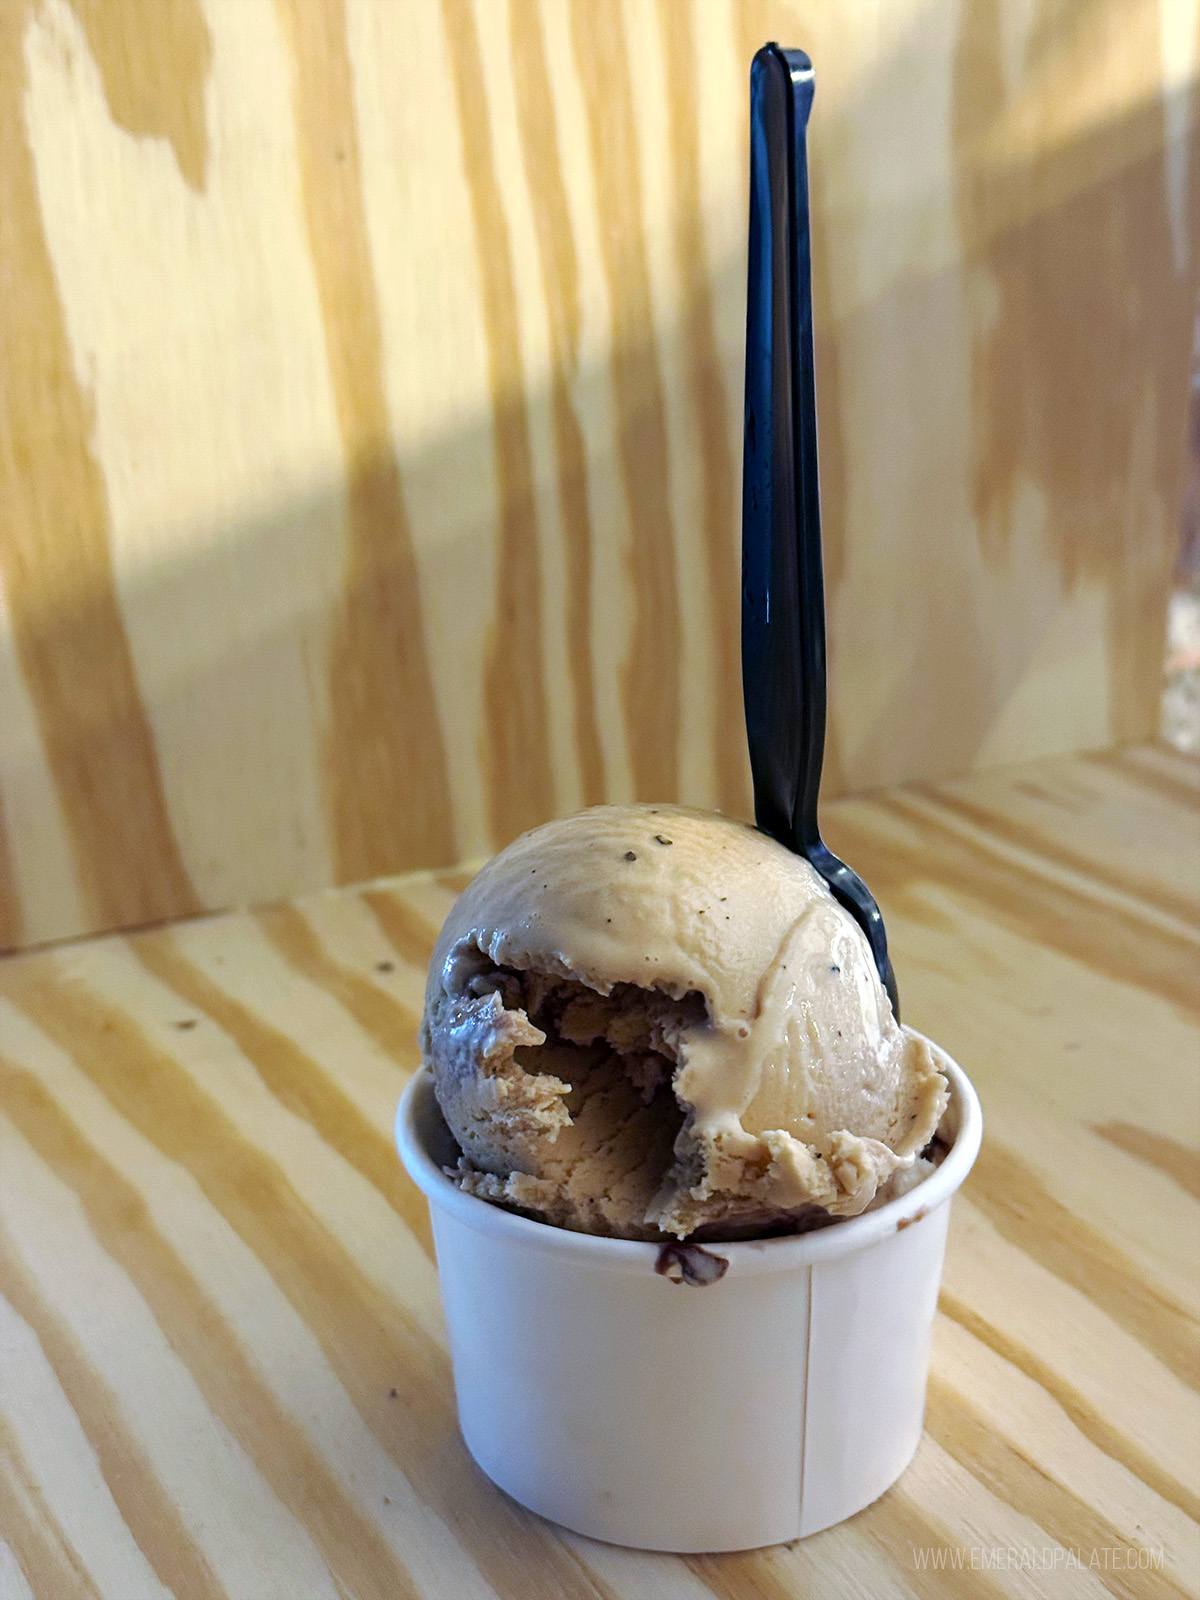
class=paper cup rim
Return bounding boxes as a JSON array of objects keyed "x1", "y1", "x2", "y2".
[{"x1": 396, "y1": 1031, "x2": 981, "y2": 1275}]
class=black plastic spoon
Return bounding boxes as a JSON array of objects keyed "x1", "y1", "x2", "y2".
[{"x1": 741, "y1": 43, "x2": 899, "y2": 1019}]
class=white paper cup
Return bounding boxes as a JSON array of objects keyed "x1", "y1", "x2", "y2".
[{"x1": 396, "y1": 1039, "x2": 981, "y2": 1552}]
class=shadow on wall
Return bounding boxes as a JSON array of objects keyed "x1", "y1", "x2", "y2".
[{"x1": 0, "y1": 0, "x2": 1196, "y2": 952}]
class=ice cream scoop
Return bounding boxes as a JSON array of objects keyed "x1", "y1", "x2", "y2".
[{"x1": 421, "y1": 803, "x2": 947, "y2": 1240}]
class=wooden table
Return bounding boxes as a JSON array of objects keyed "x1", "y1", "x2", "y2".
[{"x1": 1, "y1": 743, "x2": 1196, "y2": 1600}]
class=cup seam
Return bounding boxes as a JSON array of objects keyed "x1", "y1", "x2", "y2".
[{"x1": 799, "y1": 1260, "x2": 814, "y2": 1523}]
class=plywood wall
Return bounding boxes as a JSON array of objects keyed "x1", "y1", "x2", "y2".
[{"x1": 1, "y1": 0, "x2": 1197, "y2": 952}]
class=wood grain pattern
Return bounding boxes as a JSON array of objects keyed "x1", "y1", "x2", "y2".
[
  {"x1": 569, "y1": 0, "x2": 682, "y2": 803},
  {"x1": 445, "y1": 0, "x2": 561, "y2": 845},
  {"x1": 0, "y1": 0, "x2": 201, "y2": 941},
  {"x1": 276, "y1": 0, "x2": 456, "y2": 880},
  {"x1": 0, "y1": 743, "x2": 1196, "y2": 1598},
  {"x1": 508, "y1": 0, "x2": 606, "y2": 808},
  {"x1": 1, "y1": 0, "x2": 1197, "y2": 950}
]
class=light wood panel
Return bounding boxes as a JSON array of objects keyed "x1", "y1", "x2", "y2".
[
  {"x1": 2, "y1": 0, "x2": 1197, "y2": 949},
  {"x1": 0, "y1": 742, "x2": 1196, "y2": 1596}
]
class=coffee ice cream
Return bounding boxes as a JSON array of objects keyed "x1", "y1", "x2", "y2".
[{"x1": 421, "y1": 804, "x2": 948, "y2": 1240}]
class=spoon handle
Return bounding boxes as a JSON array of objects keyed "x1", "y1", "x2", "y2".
[
  {"x1": 741, "y1": 43, "x2": 823, "y2": 851},
  {"x1": 742, "y1": 44, "x2": 900, "y2": 1017}
]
